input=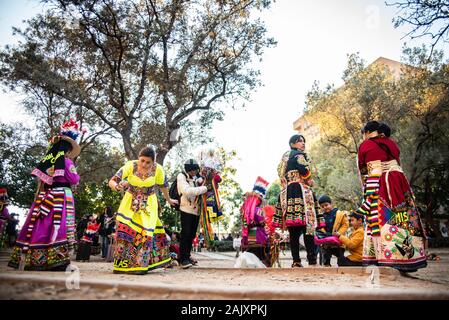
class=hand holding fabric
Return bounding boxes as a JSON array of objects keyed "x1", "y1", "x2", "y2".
[{"x1": 167, "y1": 198, "x2": 179, "y2": 207}]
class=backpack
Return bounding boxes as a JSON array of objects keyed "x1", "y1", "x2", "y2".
[{"x1": 169, "y1": 172, "x2": 187, "y2": 211}]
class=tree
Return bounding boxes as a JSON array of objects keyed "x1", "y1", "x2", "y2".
[
  {"x1": 385, "y1": 0, "x2": 449, "y2": 225},
  {"x1": 305, "y1": 53, "x2": 405, "y2": 155},
  {"x1": 74, "y1": 181, "x2": 122, "y2": 220},
  {"x1": 303, "y1": 46, "x2": 449, "y2": 220},
  {"x1": 215, "y1": 148, "x2": 244, "y2": 234},
  {"x1": 0, "y1": 0, "x2": 275, "y2": 163},
  {"x1": 157, "y1": 162, "x2": 181, "y2": 231},
  {"x1": 0, "y1": 122, "x2": 46, "y2": 207},
  {"x1": 266, "y1": 181, "x2": 281, "y2": 205},
  {"x1": 387, "y1": 0, "x2": 449, "y2": 57}
]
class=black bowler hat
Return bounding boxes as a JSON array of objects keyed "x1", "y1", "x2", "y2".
[{"x1": 184, "y1": 159, "x2": 200, "y2": 172}]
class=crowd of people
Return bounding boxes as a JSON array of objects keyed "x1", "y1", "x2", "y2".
[
  {"x1": 3, "y1": 118, "x2": 429, "y2": 274},
  {"x1": 268, "y1": 121, "x2": 428, "y2": 271},
  {"x1": 0, "y1": 188, "x2": 19, "y2": 249}
]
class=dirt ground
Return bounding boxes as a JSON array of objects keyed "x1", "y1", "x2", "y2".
[{"x1": 1, "y1": 248, "x2": 448, "y2": 299}]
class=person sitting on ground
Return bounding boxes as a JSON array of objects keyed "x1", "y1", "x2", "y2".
[
  {"x1": 318, "y1": 195, "x2": 349, "y2": 267},
  {"x1": 335, "y1": 212, "x2": 365, "y2": 266}
]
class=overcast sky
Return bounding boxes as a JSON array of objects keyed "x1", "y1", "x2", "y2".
[{"x1": 1, "y1": 0, "x2": 448, "y2": 222}]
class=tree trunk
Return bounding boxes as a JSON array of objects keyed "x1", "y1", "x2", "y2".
[
  {"x1": 122, "y1": 129, "x2": 137, "y2": 160},
  {"x1": 156, "y1": 127, "x2": 178, "y2": 164},
  {"x1": 157, "y1": 149, "x2": 168, "y2": 165}
]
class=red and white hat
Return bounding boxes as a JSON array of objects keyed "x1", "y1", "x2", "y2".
[
  {"x1": 51, "y1": 119, "x2": 86, "y2": 159},
  {"x1": 252, "y1": 176, "x2": 269, "y2": 198},
  {"x1": 0, "y1": 188, "x2": 9, "y2": 205}
]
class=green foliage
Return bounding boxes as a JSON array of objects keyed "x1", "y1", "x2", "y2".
[
  {"x1": 212, "y1": 148, "x2": 244, "y2": 234},
  {"x1": 158, "y1": 193, "x2": 181, "y2": 232},
  {"x1": 304, "y1": 46, "x2": 449, "y2": 218},
  {"x1": 0, "y1": 122, "x2": 46, "y2": 207},
  {"x1": 0, "y1": 0, "x2": 276, "y2": 161},
  {"x1": 74, "y1": 182, "x2": 122, "y2": 221},
  {"x1": 213, "y1": 240, "x2": 234, "y2": 252},
  {"x1": 266, "y1": 182, "x2": 281, "y2": 205}
]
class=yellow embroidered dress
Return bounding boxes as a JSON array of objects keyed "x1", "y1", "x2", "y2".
[{"x1": 112, "y1": 160, "x2": 170, "y2": 273}]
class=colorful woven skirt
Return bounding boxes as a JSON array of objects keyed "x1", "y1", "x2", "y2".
[
  {"x1": 273, "y1": 182, "x2": 318, "y2": 233},
  {"x1": 206, "y1": 184, "x2": 223, "y2": 223},
  {"x1": 363, "y1": 198, "x2": 427, "y2": 272},
  {"x1": 113, "y1": 211, "x2": 170, "y2": 273},
  {"x1": 8, "y1": 187, "x2": 75, "y2": 271}
]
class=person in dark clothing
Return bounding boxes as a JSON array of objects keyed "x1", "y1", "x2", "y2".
[
  {"x1": 76, "y1": 215, "x2": 89, "y2": 243},
  {"x1": 105, "y1": 213, "x2": 117, "y2": 263},
  {"x1": 317, "y1": 195, "x2": 349, "y2": 266},
  {"x1": 99, "y1": 207, "x2": 114, "y2": 259},
  {"x1": 273, "y1": 134, "x2": 325, "y2": 267},
  {"x1": 6, "y1": 214, "x2": 19, "y2": 247},
  {"x1": 177, "y1": 159, "x2": 208, "y2": 269},
  {"x1": 76, "y1": 214, "x2": 101, "y2": 262}
]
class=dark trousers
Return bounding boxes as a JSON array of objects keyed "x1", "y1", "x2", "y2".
[
  {"x1": 101, "y1": 236, "x2": 109, "y2": 258},
  {"x1": 76, "y1": 241, "x2": 92, "y2": 261},
  {"x1": 338, "y1": 255, "x2": 363, "y2": 266},
  {"x1": 322, "y1": 246, "x2": 344, "y2": 266},
  {"x1": 288, "y1": 226, "x2": 317, "y2": 264},
  {"x1": 180, "y1": 212, "x2": 200, "y2": 262}
]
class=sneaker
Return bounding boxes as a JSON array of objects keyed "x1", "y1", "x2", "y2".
[
  {"x1": 181, "y1": 260, "x2": 193, "y2": 269},
  {"x1": 189, "y1": 258, "x2": 198, "y2": 265},
  {"x1": 291, "y1": 261, "x2": 303, "y2": 268}
]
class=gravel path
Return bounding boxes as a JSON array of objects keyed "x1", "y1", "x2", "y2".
[{"x1": 1, "y1": 248, "x2": 448, "y2": 299}]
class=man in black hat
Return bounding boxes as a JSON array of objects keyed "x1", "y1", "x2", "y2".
[{"x1": 177, "y1": 159, "x2": 208, "y2": 269}]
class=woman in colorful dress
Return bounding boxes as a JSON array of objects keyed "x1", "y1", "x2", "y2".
[
  {"x1": 273, "y1": 134, "x2": 325, "y2": 267},
  {"x1": 105, "y1": 212, "x2": 117, "y2": 263},
  {"x1": 76, "y1": 214, "x2": 101, "y2": 262},
  {"x1": 241, "y1": 177, "x2": 273, "y2": 267},
  {"x1": 108, "y1": 146, "x2": 178, "y2": 274},
  {"x1": 356, "y1": 121, "x2": 427, "y2": 272},
  {"x1": 8, "y1": 119, "x2": 82, "y2": 271},
  {"x1": 0, "y1": 188, "x2": 11, "y2": 249}
]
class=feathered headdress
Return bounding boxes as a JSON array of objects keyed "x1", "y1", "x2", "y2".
[
  {"x1": 252, "y1": 176, "x2": 269, "y2": 199},
  {"x1": 31, "y1": 119, "x2": 85, "y2": 185},
  {"x1": 60, "y1": 118, "x2": 85, "y2": 141}
]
